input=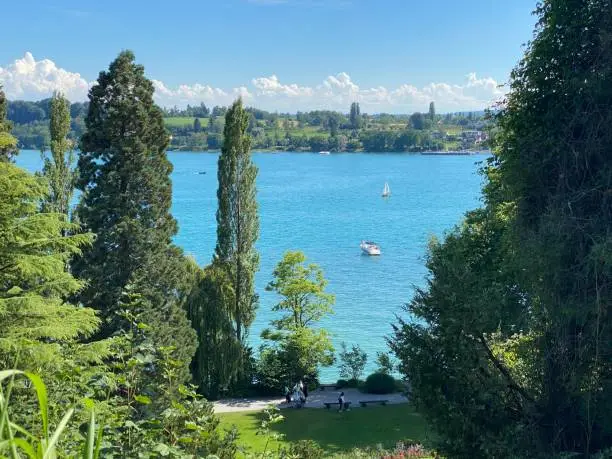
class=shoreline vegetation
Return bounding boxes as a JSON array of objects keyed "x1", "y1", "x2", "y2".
[{"x1": 6, "y1": 98, "x2": 493, "y2": 153}]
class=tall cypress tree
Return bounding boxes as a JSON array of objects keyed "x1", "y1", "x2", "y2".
[
  {"x1": 74, "y1": 51, "x2": 193, "y2": 357},
  {"x1": 428, "y1": 101, "x2": 436, "y2": 121},
  {"x1": 42, "y1": 92, "x2": 76, "y2": 216},
  {"x1": 214, "y1": 98, "x2": 259, "y2": 343},
  {"x1": 0, "y1": 85, "x2": 18, "y2": 162}
]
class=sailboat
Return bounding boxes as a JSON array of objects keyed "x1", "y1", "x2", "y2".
[{"x1": 382, "y1": 182, "x2": 391, "y2": 197}]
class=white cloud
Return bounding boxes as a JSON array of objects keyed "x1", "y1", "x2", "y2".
[
  {"x1": 0, "y1": 52, "x2": 90, "y2": 101},
  {"x1": 0, "y1": 52, "x2": 505, "y2": 113}
]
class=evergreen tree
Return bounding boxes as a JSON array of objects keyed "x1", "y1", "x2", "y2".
[
  {"x1": 428, "y1": 101, "x2": 435, "y2": 121},
  {"x1": 74, "y1": 51, "x2": 195, "y2": 372},
  {"x1": 0, "y1": 162, "x2": 97, "y2": 368},
  {"x1": 214, "y1": 98, "x2": 259, "y2": 343},
  {"x1": 41, "y1": 92, "x2": 76, "y2": 216},
  {"x1": 349, "y1": 102, "x2": 361, "y2": 129},
  {"x1": 0, "y1": 85, "x2": 18, "y2": 162},
  {"x1": 193, "y1": 117, "x2": 202, "y2": 132}
]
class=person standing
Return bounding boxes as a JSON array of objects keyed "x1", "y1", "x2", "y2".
[{"x1": 338, "y1": 391, "x2": 346, "y2": 412}]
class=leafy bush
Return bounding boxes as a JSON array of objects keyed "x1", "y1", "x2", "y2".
[
  {"x1": 336, "y1": 379, "x2": 348, "y2": 388},
  {"x1": 286, "y1": 440, "x2": 324, "y2": 459},
  {"x1": 364, "y1": 372, "x2": 396, "y2": 394}
]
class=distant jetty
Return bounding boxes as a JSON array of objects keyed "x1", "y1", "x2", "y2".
[{"x1": 421, "y1": 151, "x2": 473, "y2": 156}]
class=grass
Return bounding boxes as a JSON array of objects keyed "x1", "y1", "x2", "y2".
[
  {"x1": 219, "y1": 404, "x2": 432, "y2": 457},
  {"x1": 163, "y1": 117, "x2": 209, "y2": 128}
]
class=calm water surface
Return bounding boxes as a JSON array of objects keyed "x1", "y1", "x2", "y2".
[{"x1": 17, "y1": 150, "x2": 488, "y2": 380}]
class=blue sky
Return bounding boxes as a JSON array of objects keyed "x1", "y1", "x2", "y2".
[{"x1": 0, "y1": 0, "x2": 537, "y2": 112}]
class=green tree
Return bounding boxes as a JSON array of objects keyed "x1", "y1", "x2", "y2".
[
  {"x1": 214, "y1": 98, "x2": 260, "y2": 343},
  {"x1": 74, "y1": 50, "x2": 195, "y2": 377},
  {"x1": 349, "y1": 102, "x2": 361, "y2": 129},
  {"x1": 338, "y1": 342, "x2": 368, "y2": 381},
  {"x1": 265, "y1": 251, "x2": 334, "y2": 329},
  {"x1": 187, "y1": 265, "x2": 242, "y2": 399},
  {"x1": 41, "y1": 92, "x2": 76, "y2": 217},
  {"x1": 428, "y1": 101, "x2": 435, "y2": 121},
  {"x1": 0, "y1": 85, "x2": 18, "y2": 162},
  {"x1": 409, "y1": 112, "x2": 425, "y2": 130},
  {"x1": 0, "y1": 162, "x2": 97, "y2": 369},
  {"x1": 193, "y1": 117, "x2": 202, "y2": 132},
  {"x1": 258, "y1": 251, "x2": 335, "y2": 390},
  {"x1": 391, "y1": 0, "x2": 612, "y2": 456},
  {"x1": 375, "y1": 352, "x2": 394, "y2": 375}
]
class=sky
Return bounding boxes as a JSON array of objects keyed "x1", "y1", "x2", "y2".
[{"x1": 0, "y1": 0, "x2": 537, "y2": 113}]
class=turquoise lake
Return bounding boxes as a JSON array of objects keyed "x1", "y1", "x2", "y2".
[{"x1": 16, "y1": 150, "x2": 488, "y2": 380}]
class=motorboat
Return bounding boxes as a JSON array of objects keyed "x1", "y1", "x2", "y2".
[
  {"x1": 319, "y1": 151, "x2": 331, "y2": 155},
  {"x1": 360, "y1": 240, "x2": 381, "y2": 256}
]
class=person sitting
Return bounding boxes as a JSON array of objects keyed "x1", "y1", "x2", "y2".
[{"x1": 285, "y1": 386, "x2": 291, "y2": 404}]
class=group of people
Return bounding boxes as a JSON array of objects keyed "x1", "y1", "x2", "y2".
[
  {"x1": 285, "y1": 380, "x2": 309, "y2": 408},
  {"x1": 284, "y1": 381, "x2": 349, "y2": 412}
]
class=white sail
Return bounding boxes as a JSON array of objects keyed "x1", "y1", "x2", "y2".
[{"x1": 382, "y1": 182, "x2": 390, "y2": 197}]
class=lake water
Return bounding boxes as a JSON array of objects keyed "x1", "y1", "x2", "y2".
[{"x1": 16, "y1": 150, "x2": 487, "y2": 380}]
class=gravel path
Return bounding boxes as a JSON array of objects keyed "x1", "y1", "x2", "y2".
[{"x1": 213, "y1": 388, "x2": 408, "y2": 413}]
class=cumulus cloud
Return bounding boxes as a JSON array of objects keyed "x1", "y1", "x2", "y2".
[
  {"x1": 0, "y1": 52, "x2": 90, "y2": 101},
  {"x1": 0, "y1": 52, "x2": 505, "y2": 113}
]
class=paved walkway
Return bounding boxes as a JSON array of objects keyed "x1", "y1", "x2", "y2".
[{"x1": 213, "y1": 388, "x2": 408, "y2": 413}]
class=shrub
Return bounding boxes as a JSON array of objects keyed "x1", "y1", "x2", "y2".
[
  {"x1": 336, "y1": 379, "x2": 349, "y2": 388},
  {"x1": 286, "y1": 440, "x2": 324, "y2": 459},
  {"x1": 364, "y1": 372, "x2": 396, "y2": 394}
]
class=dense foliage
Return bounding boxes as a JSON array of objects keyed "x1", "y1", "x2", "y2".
[
  {"x1": 214, "y1": 98, "x2": 260, "y2": 344},
  {"x1": 363, "y1": 373, "x2": 396, "y2": 395},
  {"x1": 258, "y1": 251, "x2": 335, "y2": 391},
  {"x1": 391, "y1": 0, "x2": 612, "y2": 457}
]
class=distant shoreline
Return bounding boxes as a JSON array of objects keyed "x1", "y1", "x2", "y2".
[{"x1": 167, "y1": 148, "x2": 492, "y2": 155}]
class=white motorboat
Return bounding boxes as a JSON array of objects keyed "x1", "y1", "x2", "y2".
[
  {"x1": 382, "y1": 182, "x2": 391, "y2": 197},
  {"x1": 360, "y1": 240, "x2": 381, "y2": 256},
  {"x1": 319, "y1": 150, "x2": 330, "y2": 155}
]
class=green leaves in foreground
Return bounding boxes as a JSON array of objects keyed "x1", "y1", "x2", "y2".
[{"x1": 0, "y1": 370, "x2": 100, "y2": 459}]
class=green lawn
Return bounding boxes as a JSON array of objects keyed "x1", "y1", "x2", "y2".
[
  {"x1": 164, "y1": 117, "x2": 209, "y2": 128},
  {"x1": 219, "y1": 405, "x2": 432, "y2": 457}
]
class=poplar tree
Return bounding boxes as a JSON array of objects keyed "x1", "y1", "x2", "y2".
[
  {"x1": 428, "y1": 101, "x2": 436, "y2": 121},
  {"x1": 214, "y1": 98, "x2": 259, "y2": 343},
  {"x1": 0, "y1": 85, "x2": 18, "y2": 162},
  {"x1": 187, "y1": 265, "x2": 242, "y2": 399},
  {"x1": 75, "y1": 51, "x2": 195, "y2": 364},
  {"x1": 42, "y1": 92, "x2": 76, "y2": 216}
]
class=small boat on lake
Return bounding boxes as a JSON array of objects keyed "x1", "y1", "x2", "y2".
[
  {"x1": 319, "y1": 151, "x2": 330, "y2": 155},
  {"x1": 382, "y1": 182, "x2": 391, "y2": 197},
  {"x1": 360, "y1": 240, "x2": 381, "y2": 256}
]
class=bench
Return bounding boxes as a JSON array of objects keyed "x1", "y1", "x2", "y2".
[
  {"x1": 319, "y1": 384, "x2": 337, "y2": 391},
  {"x1": 359, "y1": 400, "x2": 389, "y2": 407},
  {"x1": 323, "y1": 401, "x2": 351, "y2": 410}
]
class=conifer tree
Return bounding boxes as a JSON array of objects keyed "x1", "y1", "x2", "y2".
[
  {"x1": 42, "y1": 92, "x2": 76, "y2": 216},
  {"x1": 75, "y1": 51, "x2": 194, "y2": 365},
  {"x1": 428, "y1": 101, "x2": 436, "y2": 121},
  {"x1": 0, "y1": 162, "x2": 96, "y2": 368},
  {"x1": 214, "y1": 98, "x2": 259, "y2": 343}
]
